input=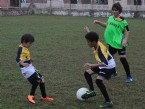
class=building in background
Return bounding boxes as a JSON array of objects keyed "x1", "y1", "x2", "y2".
[{"x1": 0, "y1": 0, "x2": 145, "y2": 11}]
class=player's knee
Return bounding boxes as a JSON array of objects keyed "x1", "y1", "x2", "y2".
[
  {"x1": 85, "y1": 69, "x2": 94, "y2": 75},
  {"x1": 37, "y1": 80, "x2": 41, "y2": 83},
  {"x1": 84, "y1": 71, "x2": 91, "y2": 77},
  {"x1": 40, "y1": 76, "x2": 45, "y2": 83},
  {"x1": 119, "y1": 55, "x2": 126, "y2": 59}
]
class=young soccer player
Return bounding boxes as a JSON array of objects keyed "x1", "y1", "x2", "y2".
[
  {"x1": 82, "y1": 26, "x2": 115, "y2": 108},
  {"x1": 16, "y1": 34, "x2": 54, "y2": 104},
  {"x1": 93, "y1": 2, "x2": 133, "y2": 83}
]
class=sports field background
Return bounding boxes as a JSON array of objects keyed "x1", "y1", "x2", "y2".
[{"x1": 0, "y1": 15, "x2": 145, "y2": 109}]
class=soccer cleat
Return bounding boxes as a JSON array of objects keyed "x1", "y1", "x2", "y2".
[
  {"x1": 41, "y1": 97, "x2": 54, "y2": 102},
  {"x1": 111, "y1": 72, "x2": 117, "y2": 78},
  {"x1": 125, "y1": 77, "x2": 133, "y2": 83},
  {"x1": 27, "y1": 95, "x2": 35, "y2": 104},
  {"x1": 81, "y1": 91, "x2": 96, "y2": 99},
  {"x1": 100, "y1": 101, "x2": 113, "y2": 108}
]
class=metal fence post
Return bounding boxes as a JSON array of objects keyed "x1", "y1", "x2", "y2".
[
  {"x1": 69, "y1": 0, "x2": 71, "y2": 15},
  {"x1": 50, "y1": 0, "x2": 52, "y2": 14}
]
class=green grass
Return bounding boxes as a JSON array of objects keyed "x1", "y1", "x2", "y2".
[{"x1": 0, "y1": 15, "x2": 145, "y2": 109}]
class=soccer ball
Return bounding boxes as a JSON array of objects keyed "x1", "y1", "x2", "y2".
[{"x1": 76, "y1": 87, "x2": 89, "y2": 101}]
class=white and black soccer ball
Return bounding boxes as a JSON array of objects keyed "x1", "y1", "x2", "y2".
[{"x1": 76, "y1": 87, "x2": 89, "y2": 101}]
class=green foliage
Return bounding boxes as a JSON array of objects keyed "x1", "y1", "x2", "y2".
[{"x1": 0, "y1": 15, "x2": 145, "y2": 109}]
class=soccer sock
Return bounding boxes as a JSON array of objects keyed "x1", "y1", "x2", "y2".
[
  {"x1": 30, "y1": 81, "x2": 39, "y2": 96},
  {"x1": 120, "y1": 57, "x2": 131, "y2": 77},
  {"x1": 96, "y1": 79, "x2": 110, "y2": 102},
  {"x1": 84, "y1": 71, "x2": 94, "y2": 91},
  {"x1": 40, "y1": 83, "x2": 47, "y2": 98}
]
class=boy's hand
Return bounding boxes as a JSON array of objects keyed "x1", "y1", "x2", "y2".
[
  {"x1": 94, "y1": 20, "x2": 100, "y2": 24},
  {"x1": 20, "y1": 62, "x2": 29, "y2": 67},
  {"x1": 122, "y1": 38, "x2": 127, "y2": 47},
  {"x1": 84, "y1": 63, "x2": 94, "y2": 67},
  {"x1": 30, "y1": 59, "x2": 33, "y2": 62},
  {"x1": 84, "y1": 26, "x2": 90, "y2": 33}
]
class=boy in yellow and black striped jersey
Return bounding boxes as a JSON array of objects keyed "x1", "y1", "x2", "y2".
[
  {"x1": 82, "y1": 26, "x2": 115, "y2": 108},
  {"x1": 16, "y1": 34, "x2": 53, "y2": 104}
]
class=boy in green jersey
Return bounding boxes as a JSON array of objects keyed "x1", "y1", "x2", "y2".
[{"x1": 93, "y1": 2, "x2": 133, "y2": 83}]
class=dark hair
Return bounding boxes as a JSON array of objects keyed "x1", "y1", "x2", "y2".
[
  {"x1": 21, "y1": 34, "x2": 35, "y2": 43},
  {"x1": 112, "y1": 2, "x2": 122, "y2": 14},
  {"x1": 85, "y1": 32, "x2": 99, "y2": 42}
]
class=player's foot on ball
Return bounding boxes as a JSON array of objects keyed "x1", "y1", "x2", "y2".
[
  {"x1": 27, "y1": 95, "x2": 35, "y2": 104},
  {"x1": 41, "y1": 97, "x2": 54, "y2": 102},
  {"x1": 81, "y1": 91, "x2": 96, "y2": 99}
]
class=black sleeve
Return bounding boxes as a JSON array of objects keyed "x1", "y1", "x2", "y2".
[
  {"x1": 16, "y1": 47, "x2": 22, "y2": 63},
  {"x1": 125, "y1": 25, "x2": 130, "y2": 32}
]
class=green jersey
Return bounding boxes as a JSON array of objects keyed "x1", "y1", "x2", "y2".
[{"x1": 104, "y1": 16, "x2": 129, "y2": 49}]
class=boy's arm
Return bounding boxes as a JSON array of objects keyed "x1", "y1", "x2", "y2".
[
  {"x1": 19, "y1": 61, "x2": 29, "y2": 67},
  {"x1": 85, "y1": 62, "x2": 105, "y2": 67},
  {"x1": 16, "y1": 47, "x2": 29, "y2": 67},
  {"x1": 122, "y1": 25, "x2": 130, "y2": 47},
  {"x1": 94, "y1": 20, "x2": 107, "y2": 28},
  {"x1": 84, "y1": 26, "x2": 91, "y2": 33}
]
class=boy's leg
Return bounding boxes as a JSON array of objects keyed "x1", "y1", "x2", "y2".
[
  {"x1": 27, "y1": 73, "x2": 39, "y2": 104},
  {"x1": 30, "y1": 81, "x2": 39, "y2": 95},
  {"x1": 118, "y1": 48, "x2": 133, "y2": 83},
  {"x1": 39, "y1": 82, "x2": 46, "y2": 98},
  {"x1": 82, "y1": 68, "x2": 99, "y2": 99},
  {"x1": 28, "y1": 73, "x2": 39, "y2": 96},
  {"x1": 37, "y1": 73, "x2": 47, "y2": 98},
  {"x1": 38, "y1": 73, "x2": 54, "y2": 101},
  {"x1": 120, "y1": 57, "x2": 131, "y2": 77},
  {"x1": 96, "y1": 77, "x2": 110, "y2": 102},
  {"x1": 84, "y1": 70, "x2": 95, "y2": 91},
  {"x1": 96, "y1": 76, "x2": 113, "y2": 108}
]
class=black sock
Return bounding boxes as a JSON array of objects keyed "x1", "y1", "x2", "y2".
[
  {"x1": 40, "y1": 83, "x2": 47, "y2": 98},
  {"x1": 84, "y1": 71, "x2": 94, "y2": 91},
  {"x1": 30, "y1": 81, "x2": 38, "y2": 96},
  {"x1": 96, "y1": 79, "x2": 110, "y2": 102},
  {"x1": 120, "y1": 57, "x2": 131, "y2": 77}
]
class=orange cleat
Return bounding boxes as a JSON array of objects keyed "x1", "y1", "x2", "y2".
[
  {"x1": 27, "y1": 95, "x2": 35, "y2": 104},
  {"x1": 40, "y1": 97, "x2": 54, "y2": 102}
]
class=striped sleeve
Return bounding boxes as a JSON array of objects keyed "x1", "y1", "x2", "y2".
[
  {"x1": 98, "y1": 47, "x2": 108, "y2": 65},
  {"x1": 16, "y1": 47, "x2": 23, "y2": 63}
]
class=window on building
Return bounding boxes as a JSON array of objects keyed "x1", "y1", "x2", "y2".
[
  {"x1": 96, "y1": 0, "x2": 108, "y2": 5},
  {"x1": 134, "y1": 0, "x2": 142, "y2": 5},
  {"x1": 81, "y1": 0, "x2": 91, "y2": 4},
  {"x1": 26, "y1": 0, "x2": 47, "y2": 3},
  {"x1": 127, "y1": 0, "x2": 134, "y2": 5},
  {"x1": 10, "y1": 0, "x2": 19, "y2": 7},
  {"x1": 71, "y1": 0, "x2": 77, "y2": 4}
]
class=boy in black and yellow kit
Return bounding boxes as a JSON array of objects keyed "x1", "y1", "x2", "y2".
[
  {"x1": 82, "y1": 26, "x2": 116, "y2": 108},
  {"x1": 16, "y1": 34, "x2": 53, "y2": 104}
]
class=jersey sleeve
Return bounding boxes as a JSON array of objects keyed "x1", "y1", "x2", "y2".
[
  {"x1": 16, "y1": 47, "x2": 23, "y2": 63},
  {"x1": 98, "y1": 47, "x2": 108, "y2": 65}
]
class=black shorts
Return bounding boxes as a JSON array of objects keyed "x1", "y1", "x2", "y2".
[
  {"x1": 108, "y1": 45, "x2": 126, "y2": 55},
  {"x1": 91, "y1": 66, "x2": 115, "y2": 80},
  {"x1": 27, "y1": 72, "x2": 42, "y2": 84}
]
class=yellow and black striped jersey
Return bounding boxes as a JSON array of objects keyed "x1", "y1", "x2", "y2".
[
  {"x1": 16, "y1": 44, "x2": 31, "y2": 67},
  {"x1": 93, "y1": 41, "x2": 115, "y2": 68}
]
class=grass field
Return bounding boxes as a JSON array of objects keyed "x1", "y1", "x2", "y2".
[{"x1": 0, "y1": 15, "x2": 145, "y2": 109}]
